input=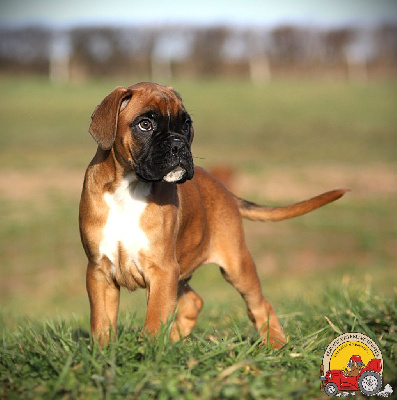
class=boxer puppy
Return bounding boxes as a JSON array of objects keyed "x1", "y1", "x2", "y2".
[{"x1": 79, "y1": 82, "x2": 346, "y2": 349}]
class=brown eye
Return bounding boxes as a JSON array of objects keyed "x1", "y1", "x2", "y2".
[{"x1": 138, "y1": 119, "x2": 153, "y2": 131}]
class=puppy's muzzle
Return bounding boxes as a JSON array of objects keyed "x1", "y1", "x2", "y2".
[
  {"x1": 162, "y1": 136, "x2": 194, "y2": 183},
  {"x1": 134, "y1": 135, "x2": 194, "y2": 184}
]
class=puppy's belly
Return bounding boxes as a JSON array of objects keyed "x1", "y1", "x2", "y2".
[{"x1": 98, "y1": 176, "x2": 151, "y2": 289}]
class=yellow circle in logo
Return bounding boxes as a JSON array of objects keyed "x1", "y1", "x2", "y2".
[
  {"x1": 330, "y1": 341, "x2": 375, "y2": 371},
  {"x1": 322, "y1": 332, "x2": 383, "y2": 375}
]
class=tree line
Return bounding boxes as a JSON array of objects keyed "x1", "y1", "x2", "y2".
[{"x1": 0, "y1": 23, "x2": 396, "y2": 82}]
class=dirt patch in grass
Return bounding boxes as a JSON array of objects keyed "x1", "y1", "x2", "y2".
[
  {"x1": 0, "y1": 164, "x2": 395, "y2": 202},
  {"x1": 0, "y1": 169, "x2": 84, "y2": 201},
  {"x1": 235, "y1": 164, "x2": 397, "y2": 201}
]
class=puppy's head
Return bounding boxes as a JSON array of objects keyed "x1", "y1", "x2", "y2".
[{"x1": 89, "y1": 82, "x2": 194, "y2": 184}]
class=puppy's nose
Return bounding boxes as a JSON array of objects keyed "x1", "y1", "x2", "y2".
[{"x1": 171, "y1": 138, "x2": 185, "y2": 156}]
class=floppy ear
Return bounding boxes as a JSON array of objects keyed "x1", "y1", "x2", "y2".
[{"x1": 89, "y1": 86, "x2": 132, "y2": 150}]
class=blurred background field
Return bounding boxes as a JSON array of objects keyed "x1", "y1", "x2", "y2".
[
  {"x1": 0, "y1": 0, "x2": 396, "y2": 331},
  {"x1": 0, "y1": 75, "x2": 396, "y2": 324}
]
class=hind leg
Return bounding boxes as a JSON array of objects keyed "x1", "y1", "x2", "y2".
[
  {"x1": 218, "y1": 246, "x2": 286, "y2": 349},
  {"x1": 171, "y1": 281, "x2": 203, "y2": 341}
]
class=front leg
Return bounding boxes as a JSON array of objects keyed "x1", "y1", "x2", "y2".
[
  {"x1": 143, "y1": 264, "x2": 179, "y2": 335},
  {"x1": 86, "y1": 261, "x2": 120, "y2": 346}
]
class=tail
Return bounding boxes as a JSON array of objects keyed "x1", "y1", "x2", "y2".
[{"x1": 235, "y1": 189, "x2": 348, "y2": 222}]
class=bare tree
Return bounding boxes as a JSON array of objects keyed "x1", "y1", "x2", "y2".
[
  {"x1": 323, "y1": 28, "x2": 355, "y2": 66},
  {"x1": 270, "y1": 25, "x2": 308, "y2": 65},
  {"x1": 190, "y1": 27, "x2": 229, "y2": 76},
  {"x1": 374, "y1": 23, "x2": 397, "y2": 63},
  {"x1": 0, "y1": 27, "x2": 51, "y2": 75}
]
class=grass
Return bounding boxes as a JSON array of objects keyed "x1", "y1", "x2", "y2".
[
  {"x1": 0, "y1": 76, "x2": 396, "y2": 170},
  {"x1": 1, "y1": 285, "x2": 395, "y2": 399},
  {"x1": 0, "y1": 75, "x2": 396, "y2": 398}
]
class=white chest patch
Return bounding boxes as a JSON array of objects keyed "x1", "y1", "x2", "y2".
[{"x1": 99, "y1": 174, "x2": 151, "y2": 275}]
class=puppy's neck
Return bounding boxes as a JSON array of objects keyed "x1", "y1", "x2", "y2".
[
  {"x1": 114, "y1": 172, "x2": 152, "y2": 203},
  {"x1": 93, "y1": 147, "x2": 152, "y2": 195}
]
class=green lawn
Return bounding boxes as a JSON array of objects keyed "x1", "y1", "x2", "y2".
[
  {"x1": 0, "y1": 76, "x2": 396, "y2": 399},
  {"x1": 1, "y1": 287, "x2": 395, "y2": 399}
]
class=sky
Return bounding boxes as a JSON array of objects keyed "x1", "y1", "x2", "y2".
[{"x1": 1, "y1": 0, "x2": 396, "y2": 28}]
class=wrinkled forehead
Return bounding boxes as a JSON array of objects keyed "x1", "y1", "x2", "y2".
[{"x1": 128, "y1": 82, "x2": 185, "y2": 117}]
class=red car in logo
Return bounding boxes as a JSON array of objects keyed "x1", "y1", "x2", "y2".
[{"x1": 320, "y1": 357, "x2": 382, "y2": 396}]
